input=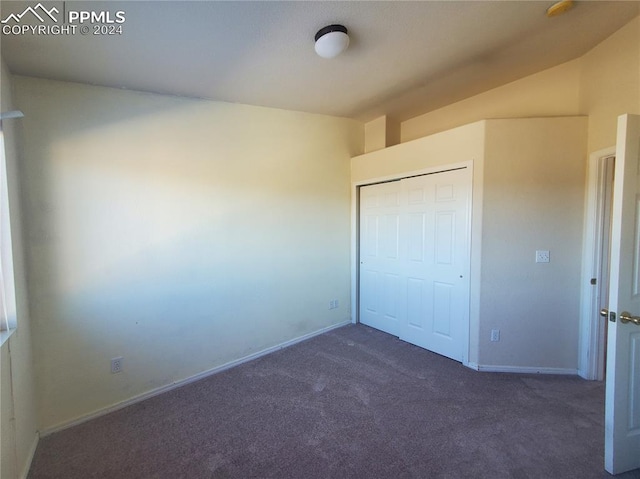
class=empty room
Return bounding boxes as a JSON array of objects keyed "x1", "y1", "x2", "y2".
[{"x1": 1, "y1": 1, "x2": 640, "y2": 477}]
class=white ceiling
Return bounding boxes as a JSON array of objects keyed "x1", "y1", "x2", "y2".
[{"x1": 1, "y1": 1, "x2": 638, "y2": 122}]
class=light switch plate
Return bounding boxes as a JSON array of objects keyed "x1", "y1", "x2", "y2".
[{"x1": 535, "y1": 250, "x2": 550, "y2": 263}]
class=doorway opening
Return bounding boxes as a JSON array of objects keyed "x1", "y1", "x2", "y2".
[{"x1": 580, "y1": 149, "x2": 615, "y2": 381}]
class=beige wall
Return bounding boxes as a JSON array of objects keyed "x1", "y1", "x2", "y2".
[
  {"x1": 0, "y1": 59, "x2": 38, "y2": 479},
  {"x1": 352, "y1": 121, "x2": 485, "y2": 183},
  {"x1": 13, "y1": 76, "x2": 362, "y2": 431},
  {"x1": 580, "y1": 16, "x2": 640, "y2": 153},
  {"x1": 364, "y1": 115, "x2": 401, "y2": 153},
  {"x1": 364, "y1": 116, "x2": 387, "y2": 153},
  {"x1": 480, "y1": 118, "x2": 587, "y2": 369},
  {"x1": 400, "y1": 16, "x2": 640, "y2": 151},
  {"x1": 401, "y1": 59, "x2": 582, "y2": 142}
]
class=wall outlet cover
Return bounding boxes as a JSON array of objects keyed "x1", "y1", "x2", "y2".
[
  {"x1": 111, "y1": 357, "x2": 124, "y2": 374},
  {"x1": 535, "y1": 250, "x2": 550, "y2": 263}
]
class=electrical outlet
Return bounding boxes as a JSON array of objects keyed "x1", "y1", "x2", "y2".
[
  {"x1": 111, "y1": 357, "x2": 124, "y2": 374},
  {"x1": 535, "y1": 250, "x2": 550, "y2": 263},
  {"x1": 490, "y1": 329, "x2": 500, "y2": 342},
  {"x1": 328, "y1": 299, "x2": 339, "y2": 310}
]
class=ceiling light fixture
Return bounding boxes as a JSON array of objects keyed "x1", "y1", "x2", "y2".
[
  {"x1": 546, "y1": 0, "x2": 574, "y2": 18},
  {"x1": 314, "y1": 24, "x2": 349, "y2": 59}
]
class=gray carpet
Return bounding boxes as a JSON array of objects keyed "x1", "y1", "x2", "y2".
[{"x1": 28, "y1": 324, "x2": 639, "y2": 478}]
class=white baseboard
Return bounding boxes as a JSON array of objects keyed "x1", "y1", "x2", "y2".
[
  {"x1": 20, "y1": 432, "x2": 40, "y2": 479},
  {"x1": 577, "y1": 366, "x2": 599, "y2": 380},
  {"x1": 40, "y1": 320, "x2": 351, "y2": 437},
  {"x1": 458, "y1": 361, "x2": 576, "y2": 376},
  {"x1": 476, "y1": 365, "x2": 579, "y2": 375}
]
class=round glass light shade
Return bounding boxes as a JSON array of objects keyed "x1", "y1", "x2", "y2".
[{"x1": 314, "y1": 25, "x2": 349, "y2": 59}]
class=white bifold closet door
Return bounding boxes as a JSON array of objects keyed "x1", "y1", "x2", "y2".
[{"x1": 359, "y1": 167, "x2": 471, "y2": 362}]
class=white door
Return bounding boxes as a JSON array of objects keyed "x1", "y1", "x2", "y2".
[
  {"x1": 359, "y1": 180, "x2": 402, "y2": 336},
  {"x1": 605, "y1": 114, "x2": 640, "y2": 474},
  {"x1": 399, "y1": 170, "x2": 470, "y2": 361},
  {"x1": 359, "y1": 168, "x2": 470, "y2": 362}
]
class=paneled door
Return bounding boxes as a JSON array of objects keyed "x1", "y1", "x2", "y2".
[
  {"x1": 359, "y1": 168, "x2": 471, "y2": 362},
  {"x1": 399, "y1": 169, "x2": 470, "y2": 361},
  {"x1": 359, "y1": 180, "x2": 402, "y2": 336},
  {"x1": 604, "y1": 114, "x2": 640, "y2": 474}
]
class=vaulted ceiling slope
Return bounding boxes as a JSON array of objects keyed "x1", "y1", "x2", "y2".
[{"x1": 1, "y1": 1, "x2": 638, "y2": 122}]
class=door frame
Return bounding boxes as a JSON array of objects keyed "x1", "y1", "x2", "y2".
[
  {"x1": 350, "y1": 160, "x2": 475, "y2": 367},
  {"x1": 579, "y1": 146, "x2": 616, "y2": 380}
]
